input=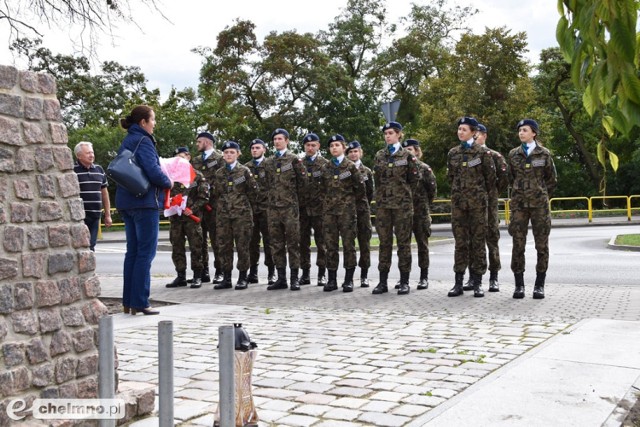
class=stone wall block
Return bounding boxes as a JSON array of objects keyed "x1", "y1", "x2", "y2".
[
  {"x1": 14, "y1": 282, "x2": 34, "y2": 310},
  {"x1": 35, "y1": 146, "x2": 54, "y2": 169},
  {"x1": 11, "y1": 310, "x2": 39, "y2": 335},
  {"x1": 0, "y1": 116, "x2": 22, "y2": 145},
  {"x1": 76, "y1": 354, "x2": 98, "y2": 377},
  {"x1": 68, "y1": 198, "x2": 86, "y2": 221},
  {"x1": 44, "y1": 99, "x2": 62, "y2": 121},
  {"x1": 50, "y1": 330, "x2": 72, "y2": 357},
  {"x1": 0, "y1": 206, "x2": 5, "y2": 224},
  {"x1": 38, "y1": 73, "x2": 57, "y2": 94},
  {"x1": 22, "y1": 252, "x2": 47, "y2": 278},
  {"x1": 32, "y1": 363, "x2": 54, "y2": 388},
  {"x1": 20, "y1": 70, "x2": 39, "y2": 92},
  {"x1": 26, "y1": 338, "x2": 50, "y2": 364},
  {"x1": 70, "y1": 224, "x2": 90, "y2": 249},
  {"x1": 40, "y1": 387, "x2": 59, "y2": 399},
  {"x1": 38, "y1": 201, "x2": 63, "y2": 221},
  {"x1": 58, "y1": 381, "x2": 78, "y2": 398},
  {"x1": 2, "y1": 342, "x2": 25, "y2": 367},
  {"x1": 83, "y1": 275, "x2": 101, "y2": 298},
  {"x1": 49, "y1": 123, "x2": 68, "y2": 144},
  {"x1": 35, "y1": 280, "x2": 61, "y2": 307},
  {"x1": 13, "y1": 179, "x2": 35, "y2": 200},
  {"x1": 0, "y1": 147, "x2": 14, "y2": 173},
  {"x1": 54, "y1": 357, "x2": 77, "y2": 384},
  {"x1": 38, "y1": 307, "x2": 63, "y2": 333},
  {"x1": 3, "y1": 225, "x2": 24, "y2": 252},
  {"x1": 0, "y1": 371, "x2": 12, "y2": 397},
  {"x1": 15, "y1": 148, "x2": 35, "y2": 172},
  {"x1": 12, "y1": 366, "x2": 31, "y2": 392},
  {"x1": 82, "y1": 300, "x2": 108, "y2": 325},
  {"x1": 78, "y1": 251, "x2": 96, "y2": 274},
  {"x1": 72, "y1": 328, "x2": 95, "y2": 353},
  {"x1": 10, "y1": 202, "x2": 32, "y2": 223},
  {"x1": 0, "y1": 179, "x2": 6, "y2": 203},
  {"x1": 23, "y1": 122, "x2": 46, "y2": 144},
  {"x1": 0, "y1": 64, "x2": 18, "y2": 89},
  {"x1": 52, "y1": 147, "x2": 74, "y2": 170},
  {"x1": 48, "y1": 224, "x2": 70, "y2": 247},
  {"x1": 77, "y1": 377, "x2": 97, "y2": 398},
  {"x1": 0, "y1": 257, "x2": 18, "y2": 280},
  {"x1": 58, "y1": 173, "x2": 80, "y2": 197},
  {"x1": 0, "y1": 284, "x2": 12, "y2": 314},
  {"x1": 0, "y1": 317, "x2": 7, "y2": 341},
  {"x1": 24, "y1": 97, "x2": 44, "y2": 120},
  {"x1": 61, "y1": 306, "x2": 85, "y2": 327},
  {"x1": 58, "y1": 277, "x2": 81, "y2": 304},
  {"x1": 0, "y1": 93, "x2": 22, "y2": 118},
  {"x1": 36, "y1": 175, "x2": 56, "y2": 198},
  {"x1": 48, "y1": 252, "x2": 74, "y2": 274},
  {"x1": 27, "y1": 227, "x2": 48, "y2": 249}
]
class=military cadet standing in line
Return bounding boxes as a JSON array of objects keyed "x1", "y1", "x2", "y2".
[
  {"x1": 507, "y1": 119, "x2": 557, "y2": 299},
  {"x1": 299, "y1": 133, "x2": 329, "y2": 287},
  {"x1": 263, "y1": 128, "x2": 308, "y2": 291},
  {"x1": 462, "y1": 123, "x2": 509, "y2": 292},
  {"x1": 166, "y1": 147, "x2": 209, "y2": 289},
  {"x1": 191, "y1": 132, "x2": 225, "y2": 284},
  {"x1": 320, "y1": 135, "x2": 366, "y2": 292},
  {"x1": 372, "y1": 122, "x2": 421, "y2": 295},
  {"x1": 245, "y1": 139, "x2": 276, "y2": 285},
  {"x1": 402, "y1": 139, "x2": 437, "y2": 290},
  {"x1": 346, "y1": 141, "x2": 374, "y2": 287},
  {"x1": 447, "y1": 117, "x2": 497, "y2": 298},
  {"x1": 211, "y1": 141, "x2": 258, "y2": 290}
]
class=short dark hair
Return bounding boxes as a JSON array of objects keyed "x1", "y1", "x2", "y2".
[{"x1": 120, "y1": 105, "x2": 154, "y2": 129}]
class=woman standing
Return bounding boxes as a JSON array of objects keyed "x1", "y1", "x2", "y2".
[
  {"x1": 507, "y1": 119, "x2": 557, "y2": 299},
  {"x1": 116, "y1": 105, "x2": 172, "y2": 315}
]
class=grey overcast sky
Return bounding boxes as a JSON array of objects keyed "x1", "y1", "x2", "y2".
[{"x1": 0, "y1": 0, "x2": 560, "y2": 96}]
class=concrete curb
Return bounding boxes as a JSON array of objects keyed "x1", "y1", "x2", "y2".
[{"x1": 608, "y1": 235, "x2": 640, "y2": 252}]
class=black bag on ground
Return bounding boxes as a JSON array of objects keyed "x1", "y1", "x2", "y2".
[{"x1": 107, "y1": 137, "x2": 150, "y2": 198}]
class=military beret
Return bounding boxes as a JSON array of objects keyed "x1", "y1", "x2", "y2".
[
  {"x1": 403, "y1": 139, "x2": 420, "y2": 148},
  {"x1": 327, "y1": 134, "x2": 346, "y2": 147},
  {"x1": 477, "y1": 124, "x2": 487, "y2": 133},
  {"x1": 174, "y1": 146, "x2": 190, "y2": 155},
  {"x1": 250, "y1": 138, "x2": 266, "y2": 148},
  {"x1": 302, "y1": 133, "x2": 320, "y2": 144},
  {"x1": 346, "y1": 140, "x2": 361, "y2": 153},
  {"x1": 517, "y1": 119, "x2": 539, "y2": 133},
  {"x1": 382, "y1": 121, "x2": 403, "y2": 132},
  {"x1": 221, "y1": 141, "x2": 240, "y2": 151},
  {"x1": 197, "y1": 131, "x2": 216, "y2": 143},
  {"x1": 271, "y1": 128, "x2": 289, "y2": 140},
  {"x1": 457, "y1": 117, "x2": 479, "y2": 128}
]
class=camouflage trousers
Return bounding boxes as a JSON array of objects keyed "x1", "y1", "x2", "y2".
[
  {"x1": 323, "y1": 211, "x2": 357, "y2": 270},
  {"x1": 356, "y1": 208, "x2": 372, "y2": 269},
  {"x1": 267, "y1": 205, "x2": 301, "y2": 269},
  {"x1": 300, "y1": 210, "x2": 326, "y2": 269},
  {"x1": 412, "y1": 208, "x2": 432, "y2": 270},
  {"x1": 169, "y1": 216, "x2": 203, "y2": 272},
  {"x1": 452, "y1": 204, "x2": 487, "y2": 275},
  {"x1": 508, "y1": 206, "x2": 551, "y2": 274},
  {"x1": 249, "y1": 210, "x2": 274, "y2": 268},
  {"x1": 216, "y1": 213, "x2": 253, "y2": 272},
  {"x1": 486, "y1": 196, "x2": 501, "y2": 272},
  {"x1": 376, "y1": 207, "x2": 413, "y2": 273},
  {"x1": 201, "y1": 209, "x2": 222, "y2": 272}
]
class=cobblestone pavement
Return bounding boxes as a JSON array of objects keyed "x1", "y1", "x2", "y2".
[{"x1": 114, "y1": 303, "x2": 570, "y2": 427}]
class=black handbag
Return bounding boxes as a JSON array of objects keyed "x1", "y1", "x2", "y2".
[{"x1": 107, "y1": 137, "x2": 150, "y2": 198}]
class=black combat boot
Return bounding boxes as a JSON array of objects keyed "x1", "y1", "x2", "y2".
[
  {"x1": 201, "y1": 266, "x2": 211, "y2": 283},
  {"x1": 372, "y1": 271, "x2": 389, "y2": 294},
  {"x1": 290, "y1": 268, "x2": 301, "y2": 291},
  {"x1": 342, "y1": 267, "x2": 355, "y2": 293},
  {"x1": 190, "y1": 270, "x2": 202, "y2": 289},
  {"x1": 324, "y1": 269, "x2": 338, "y2": 292},
  {"x1": 448, "y1": 272, "x2": 464, "y2": 297},
  {"x1": 398, "y1": 271, "x2": 410, "y2": 295},
  {"x1": 317, "y1": 267, "x2": 327, "y2": 287},
  {"x1": 236, "y1": 270, "x2": 249, "y2": 290},
  {"x1": 247, "y1": 265, "x2": 259, "y2": 284},
  {"x1": 360, "y1": 268, "x2": 369, "y2": 288},
  {"x1": 462, "y1": 269, "x2": 474, "y2": 291},
  {"x1": 214, "y1": 271, "x2": 233, "y2": 289},
  {"x1": 212, "y1": 269, "x2": 224, "y2": 284},
  {"x1": 267, "y1": 268, "x2": 288, "y2": 290},
  {"x1": 533, "y1": 272, "x2": 546, "y2": 299},
  {"x1": 472, "y1": 273, "x2": 484, "y2": 298},
  {"x1": 300, "y1": 268, "x2": 311, "y2": 285},
  {"x1": 489, "y1": 270, "x2": 500, "y2": 292},
  {"x1": 267, "y1": 265, "x2": 276, "y2": 286},
  {"x1": 513, "y1": 272, "x2": 525, "y2": 299},
  {"x1": 417, "y1": 268, "x2": 429, "y2": 290},
  {"x1": 166, "y1": 270, "x2": 187, "y2": 288}
]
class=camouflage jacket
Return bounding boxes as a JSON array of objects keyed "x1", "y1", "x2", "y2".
[
  {"x1": 320, "y1": 158, "x2": 365, "y2": 215},
  {"x1": 447, "y1": 143, "x2": 497, "y2": 208},
  {"x1": 191, "y1": 150, "x2": 224, "y2": 206},
  {"x1": 301, "y1": 154, "x2": 330, "y2": 216},
  {"x1": 372, "y1": 146, "x2": 420, "y2": 210},
  {"x1": 244, "y1": 158, "x2": 269, "y2": 215},
  {"x1": 507, "y1": 144, "x2": 557, "y2": 209},
  {"x1": 356, "y1": 162, "x2": 374, "y2": 214},
  {"x1": 487, "y1": 147, "x2": 509, "y2": 199},
  {"x1": 212, "y1": 163, "x2": 258, "y2": 219},
  {"x1": 168, "y1": 170, "x2": 209, "y2": 220},
  {"x1": 413, "y1": 160, "x2": 437, "y2": 213},
  {"x1": 263, "y1": 151, "x2": 307, "y2": 209}
]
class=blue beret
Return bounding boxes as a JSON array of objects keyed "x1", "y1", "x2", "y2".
[
  {"x1": 346, "y1": 140, "x2": 361, "y2": 153},
  {"x1": 197, "y1": 132, "x2": 216, "y2": 143},
  {"x1": 174, "y1": 146, "x2": 190, "y2": 155},
  {"x1": 458, "y1": 117, "x2": 479, "y2": 128},
  {"x1": 477, "y1": 124, "x2": 487, "y2": 133},
  {"x1": 271, "y1": 128, "x2": 289, "y2": 140},
  {"x1": 327, "y1": 134, "x2": 346, "y2": 147},
  {"x1": 222, "y1": 141, "x2": 240, "y2": 151},
  {"x1": 382, "y1": 121, "x2": 403, "y2": 132},
  {"x1": 302, "y1": 133, "x2": 320, "y2": 144},
  {"x1": 517, "y1": 119, "x2": 539, "y2": 133},
  {"x1": 402, "y1": 139, "x2": 420, "y2": 148},
  {"x1": 250, "y1": 139, "x2": 266, "y2": 148}
]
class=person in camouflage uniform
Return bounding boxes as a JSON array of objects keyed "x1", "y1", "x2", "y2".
[
  {"x1": 507, "y1": 119, "x2": 557, "y2": 300},
  {"x1": 263, "y1": 128, "x2": 308, "y2": 291},
  {"x1": 211, "y1": 141, "x2": 258, "y2": 290},
  {"x1": 320, "y1": 134, "x2": 366, "y2": 292},
  {"x1": 191, "y1": 131, "x2": 225, "y2": 284},
  {"x1": 346, "y1": 140, "x2": 374, "y2": 287},
  {"x1": 402, "y1": 139, "x2": 437, "y2": 290},
  {"x1": 245, "y1": 139, "x2": 276, "y2": 285},
  {"x1": 462, "y1": 123, "x2": 509, "y2": 293},
  {"x1": 299, "y1": 133, "x2": 329, "y2": 287},
  {"x1": 447, "y1": 117, "x2": 497, "y2": 298},
  {"x1": 372, "y1": 121, "x2": 421, "y2": 295}
]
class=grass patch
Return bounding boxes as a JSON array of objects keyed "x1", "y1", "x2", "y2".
[{"x1": 616, "y1": 234, "x2": 640, "y2": 246}]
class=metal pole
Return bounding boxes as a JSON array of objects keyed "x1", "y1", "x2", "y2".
[
  {"x1": 158, "y1": 321, "x2": 174, "y2": 427},
  {"x1": 98, "y1": 315, "x2": 115, "y2": 427},
  {"x1": 218, "y1": 326, "x2": 235, "y2": 427}
]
